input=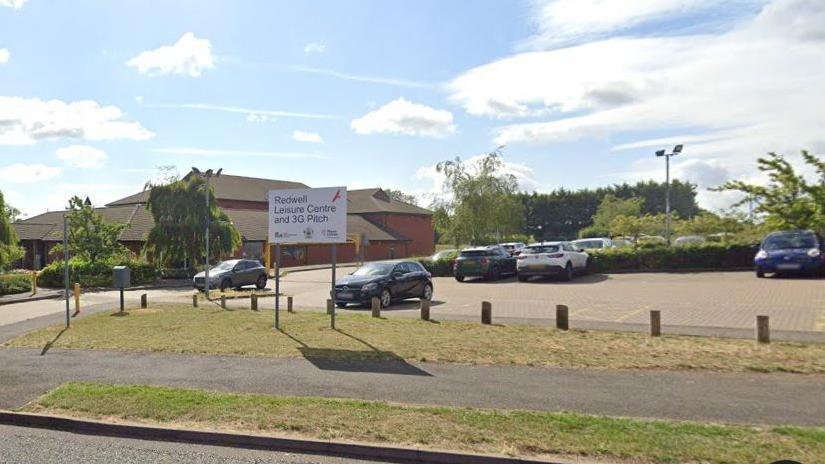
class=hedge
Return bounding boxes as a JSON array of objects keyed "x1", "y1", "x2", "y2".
[
  {"x1": 418, "y1": 243, "x2": 759, "y2": 277},
  {"x1": 0, "y1": 272, "x2": 31, "y2": 296},
  {"x1": 39, "y1": 259, "x2": 159, "y2": 288}
]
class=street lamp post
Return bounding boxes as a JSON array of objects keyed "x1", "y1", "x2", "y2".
[
  {"x1": 655, "y1": 145, "x2": 684, "y2": 246},
  {"x1": 191, "y1": 167, "x2": 222, "y2": 298}
]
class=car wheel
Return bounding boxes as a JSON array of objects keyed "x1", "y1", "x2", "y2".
[
  {"x1": 336, "y1": 302, "x2": 347, "y2": 308},
  {"x1": 255, "y1": 275, "x2": 267, "y2": 289},
  {"x1": 380, "y1": 288, "x2": 392, "y2": 308},
  {"x1": 454, "y1": 274, "x2": 465, "y2": 282},
  {"x1": 561, "y1": 262, "x2": 573, "y2": 282},
  {"x1": 517, "y1": 274, "x2": 528, "y2": 282},
  {"x1": 488, "y1": 266, "x2": 500, "y2": 281},
  {"x1": 421, "y1": 283, "x2": 433, "y2": 301},
  {"x1": 220, "y1": 279, "x2": 231, "y2": 291},
  {"x1": 756, "y1": 267, "x2": 765, "y2": 278}
]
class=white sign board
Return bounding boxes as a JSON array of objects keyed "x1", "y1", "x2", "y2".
[{"x1": 268, "y1": 187, "x2": 347, "y2": 243}]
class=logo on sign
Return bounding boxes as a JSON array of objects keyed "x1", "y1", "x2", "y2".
[{"x1": 303, "y1": 227, "x2": 314, "y2": 240}]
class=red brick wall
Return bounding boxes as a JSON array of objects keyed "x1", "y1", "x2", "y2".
[{"x1": 363, "y1": 213, "x2": 434, "y2": 257}]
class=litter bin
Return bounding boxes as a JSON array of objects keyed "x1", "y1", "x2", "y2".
[{"x1": 113, "y1": 266, "x2": 131, "y2": 311}]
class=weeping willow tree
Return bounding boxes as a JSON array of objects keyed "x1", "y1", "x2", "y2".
[{"x1": 144, "y1": 176, "x2": 241, "y2": 268}]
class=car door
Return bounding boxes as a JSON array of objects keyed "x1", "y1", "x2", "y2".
[
  {"x1": 234, "y1": 261, "x2": 250, "y2": 286},
  {"x1": 405, "y1": 262, "x2": 425, "y2": 296},
  {"x1": 398, "y1": 262, "x2": 419, "y2": 297},
  {"x1": 565, "y1": 244, "x2": 586, "y2": 269},
  {"x1": 389, "y1": 263, "x2": 408, "y2": 297}
]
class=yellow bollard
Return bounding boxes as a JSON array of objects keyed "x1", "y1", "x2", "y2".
[
  {"x1": 31, "y1": 271, "x2": 37, "y2": 296},
  {"x1": 73, "y1": 282, "x2": 80, "y2": 315}
]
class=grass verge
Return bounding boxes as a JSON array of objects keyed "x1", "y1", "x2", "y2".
[
  {"x1": 25, "y1": 382, "x2": 823, "y2": 464},
  {"x1": 6, "y1": 304, "x2": 825, "y2": 373}
]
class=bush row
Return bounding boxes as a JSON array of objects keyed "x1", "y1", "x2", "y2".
[
  {"x1": 38, "y1": 259, "x2": 159, "y2": 288},
  {"x1": 418, "y1": 243, "x2": 759, "y2": 277},
  {"x1": 0, "y1": 273, "x2": 31, "y2": 296}
]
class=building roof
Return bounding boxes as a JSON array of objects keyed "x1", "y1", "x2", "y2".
[
  {"x1": 106, "y1": 173, "x2": 431, "y2": 216},
  {"x1": 16, "y1": 205, "x2": 406, "y2": 244},
  {"x1": 106, "y1": 174, "x2": 309, "y2": 206}
]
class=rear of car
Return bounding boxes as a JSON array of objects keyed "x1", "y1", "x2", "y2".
[
  {"x1": 454, "y1": 248, "x2": 495, "y2": 279},
  {"x1": 516, "y1": 244, "x2": 568, "y2": 278},
  {"x1": 754, "y1": 230, "x2": 824, "y2": 277}
]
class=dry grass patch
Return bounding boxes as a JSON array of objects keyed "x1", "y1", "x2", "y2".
[
  {"x1": 6, "y1": 304, "x2": 825, "y2": 373},
  {"x1": 26, "y1": 382, "x2": 825, "y2": 464}
]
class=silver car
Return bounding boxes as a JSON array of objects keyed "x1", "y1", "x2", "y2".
[{"x1": 193, "y1": 259, "x2": 268, "y2": 291}]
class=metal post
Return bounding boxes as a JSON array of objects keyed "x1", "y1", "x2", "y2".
[
  {"x1": 665, "y1": 153, "x2": 671, "y2": 246},
  {"x1": 204, "y1": 177, "x2": 210, "y2": 299},
  {"x1": 119, "y1": 288, "x2": 124, "y2": 313},
  {"x1": 275, "y1": 243, "x2": 281, "y2": 330},
  {"x1": 331, "y1": 244, "x2": 337, "y2": 329},
  {"x1": 63, "y1": 215, "x2": 70, "y2": 328}
]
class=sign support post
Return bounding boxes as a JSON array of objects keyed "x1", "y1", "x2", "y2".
[
  {"x1": 275, "y1": 243, "x2": 281, "y2": 330},
  {"x1": 331, "y1": 244, "x2": 337, "y2": 329},
  {"x1": 63, "y1": 215, "x2": 70, "y2": 329}
]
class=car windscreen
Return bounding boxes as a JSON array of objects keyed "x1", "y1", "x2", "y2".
[
  {"x1": 460, "y1": 250, "x2": 495, "y2": 257},
  {"x1": 212, "y1": 261, "x2": 237, "y2": 271},
  {"x1": 352, "y1": 263, "x2": 395, "y2": 276},
  {"x1": 523, "y1": 245, "x2": 560, "y2": 254},
  {"x1": 574, "y1": 241, "x2": 599, "y2": 249},
  {"x1": 763, "y1": 232, "x2": 818, "y2": 250}
]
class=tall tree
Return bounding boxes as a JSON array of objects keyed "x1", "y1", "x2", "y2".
[
  {"x1": 580, "y1": 194, "x2": 643, "y2": 237},
  {"x1": 437, "y1": 151, "x2": 524, "y2": 245},
  {"x1": 715, "y1": 151, "x2": 825, "y2": 233},
  {"x1": 145, "y1": 176, "x2": 242, "y2": 267},
  {"x1": 0, "y1": 190, "x2": 24, "y2": 270},
  {"x1": 50, "y1": 196, "x2": 128, "y2": 263}
]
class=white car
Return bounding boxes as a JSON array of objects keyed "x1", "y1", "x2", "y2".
[
  {"x1": 572, "y1": 238, "x2": 614, "y2": 250},
  {"x1": 500, "y1": 242, "x2": 526, "y2": 256},
  {"x1": 516, "y1": 242, "x2": 589, "y2": 282}
]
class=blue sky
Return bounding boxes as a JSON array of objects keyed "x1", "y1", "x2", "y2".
[{"x1": 1, "y1": 0, "x2": 823, "y2": 217}]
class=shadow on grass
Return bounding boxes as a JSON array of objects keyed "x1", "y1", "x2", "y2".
[
  {"x1": 345, "y1": 299, "x2": 445, "y2": 312},
  {"x1": 280, "y1": 328, "x2": 431, "y2": 376},
  {"x1": 40, "y1": 327, "x2": 68, "y2": 356}
]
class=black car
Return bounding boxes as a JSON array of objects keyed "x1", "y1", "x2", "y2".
[
  {"x1": 333, "y1": 260, "x2": 433, "y2": 308},
  {"x1": 193, "y1": 259, "x2": 268, "y2": 291}
]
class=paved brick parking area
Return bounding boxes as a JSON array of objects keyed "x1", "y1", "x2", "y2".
[{"x1": 279, "y1": 269, "x2": 825, "y2": 332}]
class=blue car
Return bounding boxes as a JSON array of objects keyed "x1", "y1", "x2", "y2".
[{"x1": 754, "y1": 230, "x2": 825, "y2": 278}]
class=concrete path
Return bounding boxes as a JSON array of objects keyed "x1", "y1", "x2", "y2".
[{"x1": 2, "y1": 344, "x2": 824, "y2": 427}]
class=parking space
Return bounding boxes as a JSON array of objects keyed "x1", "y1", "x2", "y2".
[{"x1": 279, "y1": 268, "x2": 825, "y2": 332}]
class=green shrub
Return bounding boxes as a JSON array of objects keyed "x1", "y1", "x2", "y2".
[
  {"x1": 588, "y1": 243, "x2": 759, "y2": 273},
  {"x1": 0, "y1": 272, "x2": 31, "y2": 295},
  {"x1": 418, "y1": 256, "x2": 455, "y2": 277},
  {"x1": 39, "y1": 259, "x2": 159, "y2": 288}
]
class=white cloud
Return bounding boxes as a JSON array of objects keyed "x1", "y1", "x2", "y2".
[
  {"x1": 149, "y1": 102, "x2": 337, "y2": 120},
  {"x1": 304, "y1": 42, "x2": 326, "y2": 54},
  {"x1": 0, "y1": 0, "x2": 28, "y2": 9},
  {"x1": 56, "y1": 145, "x2": 108, "y2": 168},
  {"x1": 152, "y1": 147, "x2": 327, "y2": 159},
  {"x1": 0, "y1": 163, "x2": 62, "y2": 183},
  {"x1": 280, "y1": 64, "x2": 433, "y2": 89},
  {"x1": 351, "y1": 97, "x2": 455, "y2": 137},
  {"x1": 0, "y1": 48, "x2": 9, "y2": 64},
  {"x1": 0, "y1": 96, "x2": 154, "y2": 145},
  {"x1": 127, "y1": 32, "x2": 214, "y2": 77},
  {"x1": 291, "y1": 130, "x2": 323, "y2": 143}
]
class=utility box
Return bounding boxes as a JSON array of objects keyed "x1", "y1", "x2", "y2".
[{"x1": 113, "y1": 266, "x2": 131, "y2": 289}]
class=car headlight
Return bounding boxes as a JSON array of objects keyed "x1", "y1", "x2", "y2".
[
  {"x1": 808, "y1": 248, "x2": 821, "y2": 258},
  {"x1": 755, "y1": 250, "x2": 768, "y2": 259},
  {"x1": 361, "y1": 283, "x2": 378, "y2": 292}
]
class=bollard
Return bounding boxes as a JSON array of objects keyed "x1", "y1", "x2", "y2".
[
  {"x1": 757, "y1": 315, "x2": 770, "y2": 344},
  {"x1": 481, "y1": 301, "x2": 492, "y2": 325},
  {"x1": 650, "y1": 310, "x2": 661, "y2": 337},
  {"x1": 251, "y1": 293, "x2": 258, "y2": 311},
  {"x1": 326, "y1": 299, "x2": 334, "y2": 315},
  {"x1": 287, "y1": 296, "x2": 293, "y2": 313},
  {"x1": 192, "y1": 294, "x2": 199, "y2": 308},
  {"x1": 31, "y1": 271, "x2": 37, "y2": 296},
  {"x1": 220, "y1": 294, "x2": 226, "y2": 309},
  {"x1": 371, "y1": 297, "x2": 381, "y2": 318},
  {"x1": 420, "y1": 299, "x2": 430, "y2": 321},
  {"x1": 73, "y1": 282, "x2": 80, "y2": 314},
  {"x1": 556, "y1": 304, "x2": 569, "y2": 330},
  {"x1": 140, "y1": 293, "x2": 147, "y2": 309}
]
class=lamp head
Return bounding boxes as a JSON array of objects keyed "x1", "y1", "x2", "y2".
[
  {"x1": 672, "y1": 144, "x2": 683, "y2": 154},
  {"x1": 655, "y1": 149, "x2": 666, "y2": 157}
]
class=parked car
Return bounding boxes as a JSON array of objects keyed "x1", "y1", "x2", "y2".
[
  {"x1": 333, "y1": 260, "x2": 433, "y2": 308},
  {"x1": 516, "y1": 242, "x2": 589, "y2": 282},
  {"x1": 571, "y1": 238, "x2": 613, "y2": 250},
  {"x1": 193, "y1": 259, "x2": 268, "y2": 291},
  {"x1": 454, "y1": 245, "x2": 517, "y2": 281},
  {"x1": 612, "y1": 236, "x2": 635, "y2": 247},
  {"x1": 754, "y1": 230, "x2": 825, "y2": 278},
  {"x1": 500, "y1": 242, "x2": 526, "y2": 256},
  {"x1": 674, "y1": 235, "x2": 706, "y2": 247}
]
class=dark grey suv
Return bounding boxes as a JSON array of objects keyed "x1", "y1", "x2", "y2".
[{"x1": 193, "y1": 259, "x2": 268, "y2": 291}]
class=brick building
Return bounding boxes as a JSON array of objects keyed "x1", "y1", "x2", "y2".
[{"x1": 12, "y1": 173, "x2": 434, "y2": 269}]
